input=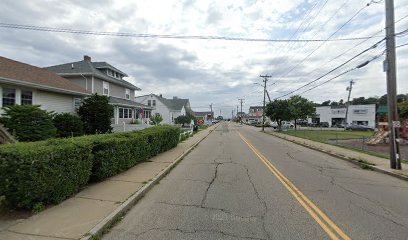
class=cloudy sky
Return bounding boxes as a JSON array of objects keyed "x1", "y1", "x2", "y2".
[{"x1": 0, "y1": 0, "x2": 407, "y2": 117}]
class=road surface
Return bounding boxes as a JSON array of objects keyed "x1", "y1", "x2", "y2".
[{"x1": 103, "y1": 122, "x2": 408, "y2": 240}]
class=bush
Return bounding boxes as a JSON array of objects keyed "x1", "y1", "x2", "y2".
[
  {"x1": 0, "y1": 126, "x2": 180, "y2": 209},
  {"x1": 53, "y1": 113, "x2": 84, "y2": 138},
  {"x1": 77, "y1": 126, "x2": 180, "y2": 181},
  {"x1": 78, "y1": 94, "x2": 113, "y2": 134},
  {"x1": 0, "y1": 105, "x2": 56, "y2": 142},
  {"x1": 0, "y1": 139, "x2": 93, "y2": 209}
]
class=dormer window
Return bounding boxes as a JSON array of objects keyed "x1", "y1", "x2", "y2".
[{"x1": 125, "y1": 89, "x2": 130, "y2": 100}]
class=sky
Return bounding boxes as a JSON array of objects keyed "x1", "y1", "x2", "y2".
[{"x1": 0, "y1": 0, "x2": 407, "y2": 118}]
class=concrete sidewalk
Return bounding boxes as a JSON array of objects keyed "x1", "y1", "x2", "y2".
[
  {"x1": 265, "y1": 130, "x2": 408, "y2": 181},
  {"x1": 0, "y1": 125, "x2": 218, "y2": 240}
]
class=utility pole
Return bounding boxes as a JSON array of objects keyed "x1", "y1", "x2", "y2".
[
  {"x1": 344, "y1": 80, "x2": 355, "y2": 126},
  {"x1": 237, "y1": 106, "x2": 239, "y2": 120},
  {"x1": 238, "y1": 99, "x2": 244, "y2": 125},
  {"x1": 385, "y1": 0, "x2": 401, "y2": 169},
  {"x1": 219, "y1": 109, "x2": 222, "y2": 119},
  {"x1": 260, "y1": 75, "x2": 272, "y2": 132},
  {"x1": 210, "y1": 103, "x2": 213, "y2": 122}
]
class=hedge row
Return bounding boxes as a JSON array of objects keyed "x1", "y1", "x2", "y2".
[{"x1": 0, "y1": 126, "x2": 180, "y2": 209}]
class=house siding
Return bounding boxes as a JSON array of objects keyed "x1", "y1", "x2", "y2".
[
  {"x1": 65, "y1": 76, "x2": 88, "y2": 91},
  {"x1": 35, "y1": 90, "x2": 77, "y2": 114},
  {"x1": 93, "y1": 77, "x2": 104, "y2": 95},
  {"x1": 135, "y1": 95, "x2": 173, "y2": 124}
]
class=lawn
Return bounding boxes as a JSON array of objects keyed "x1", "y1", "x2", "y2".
[{"x1": 283, "y1": 130, "x2": 375, "y2": 143}]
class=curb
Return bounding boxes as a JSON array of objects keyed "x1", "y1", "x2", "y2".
[
  {"x1": 264, "y1": 131, "x2": 408, "y2": 182},
  {"x1": 81, "y1": 124, "x2": 218, "y2": 240}
]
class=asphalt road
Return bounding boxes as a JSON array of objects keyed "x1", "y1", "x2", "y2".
[{"x1": 103, "y1": 122, "x2": 408, "y2": 240}]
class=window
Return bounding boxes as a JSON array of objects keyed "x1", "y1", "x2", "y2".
[
  {"x1": 152, "y1": 100, "x2": 156, "y2": 106},
  {"x1": 73, "y1": 98, "x2": 82, "y2": 109},
  {"x1": 125, "y1": 89, "x2": 130, "y2": 100},
  {"x1": 119, "y1": 107, "x2": 132, "y2": 119},
  {"x1": 21, "y1": 90, "x2": 33, "y2": 105},
  {"x1": 144, "y1": 110, "x2": 151, "y2": 119},
  {"x1": 353, "y1": 109, "x2": 368, "y2": 114},
  {"x1": 2, "y1": 88, "x2": 15, "y2": 107},
  {"x1": 103, "y1": 81, "x2": 109, "y2": 96},
  {"x1": 147, "y1": 100, "x2": 151, "y2": 106}
]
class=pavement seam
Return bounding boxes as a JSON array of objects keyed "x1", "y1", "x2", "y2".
[
  {"x1": 5, "y1": 229, "x2": 76, "y2": 240},
  {"x1": 81, "y1": 124, "x2": 219, "y2": 240},
  {"x1": 74, "y1": 196, "x2": 121, "y2": 204},
  {"x1": 264, "y1": 131, "x2": 408, "y2": 182}
]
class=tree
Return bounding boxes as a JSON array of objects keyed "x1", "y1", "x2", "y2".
[
  {"x1": 174, "y1": 115, "x2": 190, "y2": 126},
  {"x1": 330, "y1": 101, "x2": 339, "y2": 106},
  {"x1": 321, "y1": 100, "x2": 331, "y2": 106},
  {"x1": 150, "y1": 113, "x2": 163, "y2": 125},
  {"x1": 288, "y1": 95, "x2": 315, "y2": 129},
  {"x1": 379, "y1": 94, "x2": 387, "y2": 105},
  {"x1": 400, "y1": 101, "x2": 408, "y2": 120},
  {"x1": 53, "y1": 113, "x2": 84, "y2": 137},
  {"x1": 0, "y1": 105, "x2": 56, "y2": 141},
  {"x1": 265, "y1": 100, "x2": 292, "y2": 131},
  {"x1": 77, "y1": 94, "x2": 113, "y2": 134}
]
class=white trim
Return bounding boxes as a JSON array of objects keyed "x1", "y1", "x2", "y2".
[
  {"x1": 92, "y1": 75, "x2": 94, "y2": 93},
  {"x1": 15, "y1": 89, "x2": 21, "y2": 105}
]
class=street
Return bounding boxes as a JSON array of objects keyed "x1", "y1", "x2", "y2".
[{"x1": 103, "y1": 122, "x2": 408, "y2": 240}]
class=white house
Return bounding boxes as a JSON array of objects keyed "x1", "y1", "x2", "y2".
[
  {"x1": 312, "y1": 104, "x2": 376, "y2": 127},
  {"x1": 0, "y1": 56, "x2": 90, "y2": 114},
  {"x1": 135, "y1": 94, "x2": 192, "y2": 125}
]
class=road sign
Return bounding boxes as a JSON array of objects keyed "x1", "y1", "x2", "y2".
[
  {"x1": 392, "y1": 121, "x2": 400, "y2": 128},
  {"x1": 198, "y1": 119, "x2": 204, "y2": 125}
]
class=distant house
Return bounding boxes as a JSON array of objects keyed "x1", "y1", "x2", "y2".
[
  {"x1": 46, "y1": 55, "x2": 152, "y2": 125},
  {"x1": 135, "y1": 94, "x2": 192, "y2": 125},
  {"x1": 194, "y1": 111, "x2": 213, "y2": 123},
  {"x1": 0, "y1": 56, "x2": 90, "y2": 113}
]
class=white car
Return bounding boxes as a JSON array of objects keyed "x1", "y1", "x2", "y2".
[{"x1": 281, "y1": 121, "x2": 294, "y2": 129}]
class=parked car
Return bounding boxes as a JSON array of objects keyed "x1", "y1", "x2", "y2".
[
  {"x1": 319, "y1": 122, "x2": 329, "y2": 128},
  {"x1": 270, "y1": 121, "x2": 278, "y2": 129},
  {"x1": 308, "y1": 122, "x2": 318, "y2": 127},
  {"x1": 282, "y1": 121, "x2": 294, "y2": 129},
  {"x1": 333, "y1": 123, "x2": 346, "y2": 128},
  {"x1": 345, "y1": 124, "x2": 374, "y2": 131}
]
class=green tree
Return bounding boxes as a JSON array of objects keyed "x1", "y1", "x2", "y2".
[
  {"x1": 288, "y1": 95, "x2": 315, "y2": 129},
  {"x1": 150, "y1": 113, "x2": 163, "y2": 125},
  {"x1": 53, "y1": 113, "x2": 84, "y2": 138},
  {"x1": 174, "y1": 115, "x2": 190, "y2": 126},
  {"x1": 400, "y1": 101, "x2": 408, "y2": 120},
  {"x1": 0, "y1": 105, "x2": 56, "y2": 141},
  {"x1": 321, "y1": 100, "x2": 331, "y2": 106},
  {"x1": 77, "y1": 94, "x2": 113, "y2": 134},
  {"x1": 265, "y1": 100, "x2": 292, "y2": 131},
  {"x1": 379, "y1": 94, "x2": 387, "y2": 105}
]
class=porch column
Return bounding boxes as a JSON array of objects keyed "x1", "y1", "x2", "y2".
[{"x1": 114, "y1": 106, "x2": 119, "y2": 124}]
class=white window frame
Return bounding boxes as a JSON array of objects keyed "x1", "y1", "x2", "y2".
[
  {"x1": 73, "y1": 97, "x2": 82, "y2": 109},
  {"x1": 103, "y1": 81, "x2": 109, "y2": 96},
  {"x1": 152, "y1": 100, "x2": 156, "y2": 106},
  {"x1": 2, "y1": 88, "x2": 16, "y2": 107},
  {"x1": 125, "y1": 89, "x2": 130, "y2": 100},
  {"x1": 119, "y1": 107, "x2": 132, "y2": 119},
  {"x1": 21, "y1": 90, "x2": 33, "y2": 105}
]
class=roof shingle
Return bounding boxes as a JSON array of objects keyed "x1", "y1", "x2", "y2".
[{"x1": 0, "y1": 56, "x2": 89, "y2": 95}]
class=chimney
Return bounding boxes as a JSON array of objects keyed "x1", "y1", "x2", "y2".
[
  {"x1": 159, "y1": 94, "x2": 162, "y2": 98},
  {"x1": 83, "y1": 55, "x2": 91, "y2": 62}
]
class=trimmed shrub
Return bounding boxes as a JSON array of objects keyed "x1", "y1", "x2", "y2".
[
  {"x1": 0, "y1": 139, "x2": 93, "y2": 209},
  {"x1": 0, "y1": 125, "x2": 180, "y2": 209},
  {"x1": 78, "y1": 126, "x2": 180, "y2": 181},
  {"x1": 0, "y1": 105, "x2": 56, "y2": 142},
  {"x1": 53, "y1": 113, "x2": 84, "y2": 138}
]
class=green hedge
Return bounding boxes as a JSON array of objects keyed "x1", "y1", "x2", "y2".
[
  {"x1": 83, "y1": 126, "x2": 180, "y2": 181},
  {"x1": 0, "y1": 140, "x2": 93, "y2": 209},
  {"x1": 0, "y1": 126, "x2": 180, "y2": 209}
]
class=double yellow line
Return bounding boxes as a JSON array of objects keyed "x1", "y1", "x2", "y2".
[{"x1": 237, "y1": 132, "x2": 351, "y2": 240}]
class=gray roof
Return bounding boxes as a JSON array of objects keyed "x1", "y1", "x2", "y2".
[
  {"x1": 109, "y1": 96, "x2": 152, "y2": 109},
  {"x1": 45, "y1": 60, "x2": 140, "y2": 91}
]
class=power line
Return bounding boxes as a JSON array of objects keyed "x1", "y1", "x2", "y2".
[
  {"x1": 0, "y1": 22, "x2": 384, "y2": 43},
  {"x1": 297, "y1": 52, "x2": 384, "y2": 95},
  {"x1": 276, "y1": 0, "x2": 379, "y2": 82},
  {"x1": 274, "y1": 38, "x2": 384, "y2": 99}
]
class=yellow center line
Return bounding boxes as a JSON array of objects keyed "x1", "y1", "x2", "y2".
[{"x1": 237, "y1": 131, "x2": 351, "y2": 240}]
